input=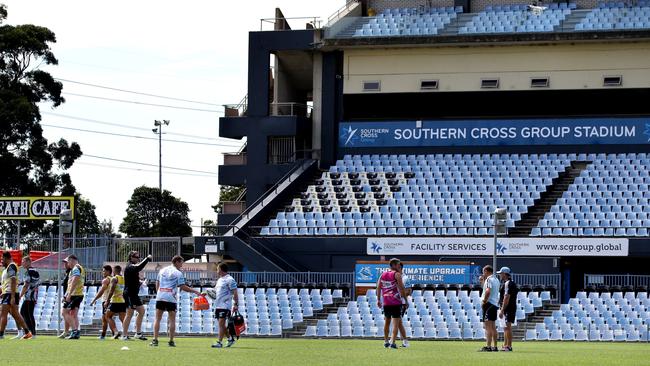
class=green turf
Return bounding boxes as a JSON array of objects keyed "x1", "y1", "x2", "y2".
[{"x1": 1, "y1": 337, "x2": 648, "y2": 366}]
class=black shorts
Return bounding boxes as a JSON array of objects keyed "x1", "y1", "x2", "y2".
[
  {"x1": 0, "y1": 293, "x2": 19, "y2": 305},
  {"x1": 214, "y1": 309, "x2": 231, "y2": 319},
  {"x1": 124, "y1": 293, "x2": 143, "y2": 309},
  {"x1": 155, "y1": 301, "x2": 177, "y2": 312},
  {"x1": 63, "y1": 296, "x2": 84, "y2": 310},
  {"x1": 482, "y1": 303, "x2": 498, "y2": 322},
  {"x1": 108, "y1": 303, "x2": 127, "y2": 314},
  {"x1": 503, "y1": 309, "x2": 516, "y2": 324},
  {"x1": 383, "y1": 305, "x2": 402, "y2": 319}
]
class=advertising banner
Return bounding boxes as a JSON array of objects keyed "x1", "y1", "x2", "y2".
[
  {"x1": 339, "y1": 118, "x2": 650, "y2": 148},
  {"x1": 355, "y1": 262, "x2": 472, "y2": 285},
  {"x1": 0, "y1": 196, "x2": 75, "y2": 220},
  {"x1": 367, "y1": 237, "x2": 628, "y2": 257}
]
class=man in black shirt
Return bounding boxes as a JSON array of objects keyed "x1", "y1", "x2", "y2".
[
  {"x1": 498, "y1": 267, "x2": 518, "y2": 352},
  {"x1": 121, "y1": 251, "x2": 152, "y2": 341}
]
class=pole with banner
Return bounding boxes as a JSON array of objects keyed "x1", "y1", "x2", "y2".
[{"x1": 57, "y1": 209, "x2": 73, "y2": 335}]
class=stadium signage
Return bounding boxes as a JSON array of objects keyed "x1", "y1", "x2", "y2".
[
  {"x1": 355, "y1": 262, "x2": 473, "y2": 285},
  {"x1": 0, "y1": 196, "x2": 75, "y2": 220},
  {"x1": 367, "y1": 237, "x2": 628, "y2": 257},
  {"x1": 339, "y1": 117, "x2": 650, "y2": 147}
]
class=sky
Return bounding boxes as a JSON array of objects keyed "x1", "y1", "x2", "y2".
[{"x1": 4, "y1": 0, "x2": 340, "y2": 235}]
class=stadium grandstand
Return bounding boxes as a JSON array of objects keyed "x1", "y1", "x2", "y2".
[
  {"x1": 5, "y1": 0, "x2": 650, "y2": 348},
  {"x1": 207, "y1": 0, "x2": 650, "y2": 343}
]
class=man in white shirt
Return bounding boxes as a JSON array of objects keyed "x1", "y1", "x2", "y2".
[
  {"x1": 150, "y1": 255, "x2": 201, "y2": 347},
  {"x1": 210, "y1": 262, "x2": 239, "y2": 349},
  {"x1": 479, "y1": 265, "x2": 501, "y2": 352}
]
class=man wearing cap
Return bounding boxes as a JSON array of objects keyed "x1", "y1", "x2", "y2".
[
  {"x1": 62, "y1": 255, "x2": 85, "y2": 339},
  {"x1": 498, "y1": 266, "x2": 518, "y2": 352},
  {"x1": 122, "y1": 251, "x2": 152, "y2": 340}
]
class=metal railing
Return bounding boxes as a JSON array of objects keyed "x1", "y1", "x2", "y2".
[
  {"x1": 223, "y1": 94, "x2": 248, "y2": 117},
  {"x1": 260, "y1": 16, "x2": 322, "y2": 31},
  {"x1": 584, "y1": 274, "x2": 650, "y2": 288},
  {"x1": 108, "y1": 237, "x2": 181, "y2": 263},
  {"x1": 327, "y1": 0, "x2": 362, "y2": 26},
  {"x1": 253, "y1": 225, "x2": 501, "y2": 236},
  {"x1": 269, "y1": 102, "x2": 312, "y2": 117}
]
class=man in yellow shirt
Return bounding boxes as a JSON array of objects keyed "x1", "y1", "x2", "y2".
[
  {"x1": 62, "y1": 255, "x2": 85, "y2": 340},
  {"x1": 0, "y1": 252, "x2": 32, "y2": 339},
  {"x1": 105, "y1": 265, "x2": 127, "y2": 339}
]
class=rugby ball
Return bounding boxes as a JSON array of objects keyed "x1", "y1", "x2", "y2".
[{"x1": 205, "y1": 289, "x2": 217, "y2": 299}]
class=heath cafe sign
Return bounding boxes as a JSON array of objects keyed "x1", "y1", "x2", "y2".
[{"x1": 0, "y1": 196, "x2": 75, "y2": 220}]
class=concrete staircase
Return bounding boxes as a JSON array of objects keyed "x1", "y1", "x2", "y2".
[
  {"x1": 439, "y1": 13, "x2": 474, "y2": 35},
  {"x1": 510, "y1": 161, "x2": 591, "y2": 236},
  {"x1": 283, "y1": 298, "x2": 349, "y2": 338},
  {"x1": 512, "y1": 302, "x2": 560, "y2": 339},
  {"x1": 558, "y1": 9, "x2": 592, "y2": 31}
]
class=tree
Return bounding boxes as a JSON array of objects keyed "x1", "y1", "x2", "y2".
[
  {"x1": 0, "y1": 4, "x2": 82, "y2": 236},
  {"x1": 120, "y1": 186, "x2": 192, "y2": 237},
  {"x1": 99, "y1": 219, "x2": 119, "y2": 238},
  {"x1": 212, "y1": 185, "x2": 245, "y2": 213},
  {"x1": 201, "y1": 219, "x2": 220, "y2": 236}
]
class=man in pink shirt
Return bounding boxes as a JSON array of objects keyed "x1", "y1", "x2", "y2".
[{"x1": 376, "y1": 258, "x2": 408, "y2": 349}]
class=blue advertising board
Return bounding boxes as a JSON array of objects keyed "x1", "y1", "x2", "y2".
[
  {"x1": 339, "y1": 117, "x2": 650, "y2": 148},
  {"x1": 355, "y1": 263, "x2": 472, "y2": 285}
]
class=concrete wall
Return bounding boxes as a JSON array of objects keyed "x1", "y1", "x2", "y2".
[{"x1": 343, "y1": 42, "x2": 650, "y2": 93}]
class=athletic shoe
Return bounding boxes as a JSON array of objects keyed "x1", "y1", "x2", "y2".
[
  {"x1": 121, "y1": 336, "x2": 131, "y2": 341},
  {"x1": 384, "y1": 341, "x2": 390, "y2": 348},
  {"x1": 478, "y1": 346, "x2": 493, "y2": 352},
  {"x1": 401, "y1": 340, "x2": 410, "y2": 348},
  {"x1": 226, "y1": 338, "x2": 236, "y2": 348},
  {"x1": 98, "y1": 336, "x2": 105, "y2": 340},
  {"x1": 501, "y1": 347, "x2": 512, "y2": 352},
  {"x1": 12, "y1": 332, "x2": 23, "y2": 339},
  {"x1": 21, "y1": 332, "x2": 33, "y2": 340},
  {"x1": 491, "y1": 347, "x2": 499, "y2": 352},
  {"x1": 57, "y1": 332, "x2": 68, "y2": 339},
  {"x1": 390, "y1": 343, "x2": 397, "y2": 349},
  {"x1": 211, "y1": 342, "x2": 223, "y2": 348},
  {"x1": 134, "y1": 333, "x2": 147, "y2": 341},
  {"x1": 150, "y1": 339, "x2": 159, "y2": 347},
  {"x1": 168, "y1": 341, "x2": 176, "y2": 347},
  {"x1": 113, "y1": 332, "x2": 122, "y2": 340}
]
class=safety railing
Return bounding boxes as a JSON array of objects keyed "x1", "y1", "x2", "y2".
[
  {"x1": 252, "y1": 225, "x2": 502, "y2": 236},
  {"x1": 326, "y1": 0, "x2": 362, "y2": 27},
  {"x1": 584, "y1": 274, "x2": 650, "y2": 288},
  {"x1": 260, "y1": 16, "x2": 322, "y2": 31},
  {"x1": 269, "y1": 102, "x2": 312, "y2": 117}
]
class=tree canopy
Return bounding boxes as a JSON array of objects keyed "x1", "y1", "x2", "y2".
[
  {"x1": 0, "y1": 4, "x2": 82, "y2": 235},
  {"x1": 120, "y1": 186, "x2": 192, "y2": 237}
]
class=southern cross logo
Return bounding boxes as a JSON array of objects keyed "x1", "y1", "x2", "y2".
[
  {"x1": 644, "y1": 123, "x2": 650, "y2": 142},
  {"x1": 370, "y1": 242, "x2": 382, "y2": 254},
  {"x1": 496, "y1": 242, "x2": 507, "y2": 255},
  {"x1": 340, "y1": 125, "x2": 359, "y2": 146}
]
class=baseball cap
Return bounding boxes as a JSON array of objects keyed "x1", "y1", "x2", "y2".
[
  {"x1": 497, "y1": 266, "x2": 512, "y2": 275},
  {"x1": 62, "y1": 258, "x2": 69, "y2": 263}
]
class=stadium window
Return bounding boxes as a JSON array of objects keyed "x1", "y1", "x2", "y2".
[
  {"x1": 420, "y1": 80, "x2": 439, "y2": 90},
  {"x1": 603, "y1": 76, "x2": 622, "y2": 87},
  {"x1": 267, "y1": 136, "x2": 296, "y2": 164},
  {"x1": 362, "y1": 81, "x2": 381, "y2": 92},
  {"x1": 480, "y1": 78, "x2": 499, "y2": 89},
  {"x1": 530, "y1": 77, "x2": 549, "y2": 88}
]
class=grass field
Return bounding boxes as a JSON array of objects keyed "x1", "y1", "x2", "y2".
[{"x1": 1, "y1": 337, "x2": 649, "y2": 366}]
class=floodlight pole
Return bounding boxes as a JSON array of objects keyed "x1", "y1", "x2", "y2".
[
  {"x1": 493, "y1": 220, "x2": 497, "y2": 271},
  {"x1": 153, "y1": 120, "x2": 170, "y2": 192}
]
